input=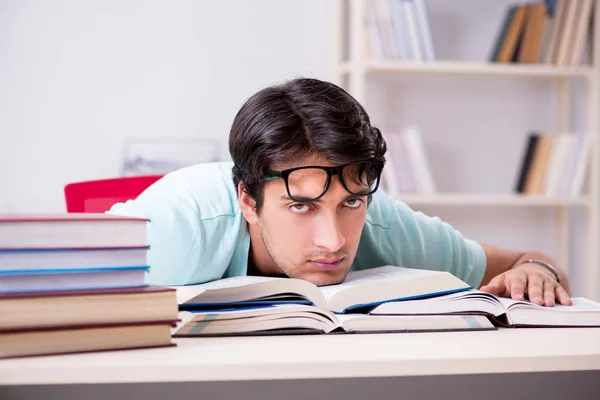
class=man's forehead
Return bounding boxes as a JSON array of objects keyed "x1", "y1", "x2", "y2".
[{"x1": 272, "y1": 154, "x2": 339, "y2": 171}]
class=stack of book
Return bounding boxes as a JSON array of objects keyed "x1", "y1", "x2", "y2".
[
  {"x1": 171, "y1": 266, "x2": 600, "y2": 337},
  {"x1": 514, "y1": 132, "x2": 591, "y2": 197},
  {"x1": 365, "y1": 0, "x2": 436, "y2": 62},
  {"x1": 490, "y1": 0, "x2": 595, "y2": 66},
  {"x1": 0, "y1": 214, "x2": 178, "y2": 359}
]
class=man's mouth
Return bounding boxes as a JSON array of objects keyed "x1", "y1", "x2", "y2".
[{"x1": 310, "y1": 258, "x2": 344, "y2": 271}]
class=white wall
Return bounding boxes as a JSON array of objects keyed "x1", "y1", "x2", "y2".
[
  {"x1": 0, "y1": 0, "x2": 593, "y2": 295},
  {"x1": 0, "y1": 0, "x2": 335, "y2": 212}
]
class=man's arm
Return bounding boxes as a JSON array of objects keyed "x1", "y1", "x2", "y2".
[{"x1": 478, "y1": 243, "x2": 572, "y2": 307}]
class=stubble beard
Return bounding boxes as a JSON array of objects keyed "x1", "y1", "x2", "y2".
[{"x1": 258, "y1": 218, "x2": 352, "y2": 286}]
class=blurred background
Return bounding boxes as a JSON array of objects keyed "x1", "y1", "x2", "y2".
[{"x1": 0, "y1": 0, "x2": 597, "y2": 297}]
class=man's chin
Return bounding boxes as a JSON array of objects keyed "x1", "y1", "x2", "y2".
[{"x1": 295, "y1": 269, "x2": 349, "y2": 287}]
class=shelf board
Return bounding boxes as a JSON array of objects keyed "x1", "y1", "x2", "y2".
[
  {"x1": 339, "y1": 60, "x2": 594, "y2": 78},
  {"x1": 395, "y1": 193, "x2": 589, "y2": 206}
]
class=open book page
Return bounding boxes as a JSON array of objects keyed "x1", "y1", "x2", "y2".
[
  {"x1": 173, "y1": 304, "x2": 340, "y2": 336},
  {"x1": 178, "y1": 304, "x2": 338, "y2": 324},
  {"x1": 500, "y1": 296, "x2": 600, "y2": 312},
  {"x1": 191, "y1": 275, "x2": 281, "y2": 290},
  {"x1": 172, "y1": 276, "x2": 278, "y2": 304},
  {"x1": 498, "y1": 297, "x2": 600, "y2": 326},
  {"x1": 369, "y1": 289, "x2": 505, "y2": 316},
  {"x1": 318, "y1": 265, "x2": 470, "y2": 313},
  {"x1": 319, "y1": 266, "x2": 442, "y2": 301},
  {"x1": 336, "y1": 313, "x2": 495, "y2": 333},
  {"x1": 176, "y1": 276, "x2": 327, "y2": 309}
]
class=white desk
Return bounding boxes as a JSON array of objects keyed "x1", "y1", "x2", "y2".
[{"x1": 1, "y1": 328, "x2": 600, "y2": 400}]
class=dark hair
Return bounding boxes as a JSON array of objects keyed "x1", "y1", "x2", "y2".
[{"x1": 228, "y1": 77, "x2": 387, "y2": 210}]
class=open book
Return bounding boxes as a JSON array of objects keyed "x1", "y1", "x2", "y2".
[
  {"x1": 176, "y1": 265, "x2": 471, "y2": 313},
  {"x1": 369, "y1": 289, "x2": 600, "y2": 327},
  {"x1": 172, "y1": 266, "x2": 494, "y2": 336},
  {"x1": 173, "y1": 304, "x2": 494, "y2": 336}
]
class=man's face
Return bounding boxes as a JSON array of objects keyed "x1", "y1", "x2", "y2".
[{"x1": 253, "y1": 154, "x2": 370, "y2": 286}]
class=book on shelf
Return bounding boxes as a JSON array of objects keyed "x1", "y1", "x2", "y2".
[
  {"x1": 0, "y1": 212, "x2": 179, "y2": 359},
  {"x1": 172, "y1": 265, "x2": 491, "y2": 336},
  {"x1": 370, "y1": 289, "x2": 600, "y2": 327},
  {"x1": 381, "y1": 126, "x2": 436, "y2": 196},
  {"x1": 491, "y1": 0, "x2": 595, "y2": 66},
  {"x1": 365, "y1": 0, "x2": 436, "y2": 62},
  {"x1": 514, "y1": 131, "x2": 591, "y2": 197}
]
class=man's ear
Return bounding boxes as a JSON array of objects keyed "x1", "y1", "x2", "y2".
[{"x1": 238, "y1": 182, "x2": 259, "y2": 225}]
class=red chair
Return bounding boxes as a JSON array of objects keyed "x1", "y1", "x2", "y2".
[{"x1": 64, "y1": 175, "x2": 163, "y2": 213}]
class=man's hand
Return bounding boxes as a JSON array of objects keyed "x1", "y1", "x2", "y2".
[{"x1": 480, "y1": 262, "x2": 572, "y2": 307}]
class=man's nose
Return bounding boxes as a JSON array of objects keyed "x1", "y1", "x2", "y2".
[{"x1": 312, "y1": 211, "x2": 346, "y2": 252}]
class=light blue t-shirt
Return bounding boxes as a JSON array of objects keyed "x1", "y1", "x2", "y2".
[{"x1": 108, "y1": 162, "x2": 487, "y2": 288}]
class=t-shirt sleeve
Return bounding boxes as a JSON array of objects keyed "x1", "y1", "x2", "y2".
[
  {"x1": 356, "y1": 191, "x2": 487, "y2": 288},
  {"x1": 106, "y1": 169, "x2": 235, "y2": 286}
]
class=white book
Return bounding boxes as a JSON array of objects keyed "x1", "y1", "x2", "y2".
[
  {"x1": 370, "y1": 289, "x2": 600, "y2": 327},
  {"x1": 389, "y1": 0, "x2": 413, "y2": 60},
  {"x1": 0, "y1": 247, "x2": 148, "y2": 271},
  {"x1": 543, "y1": 134, "x2": 575, "y2": 197},
  {"x1": 556, "y1": 0, "x2": 580, "y2": 66},
  {"x1": 569, "y1": 134, "x2": 592, "y2": 196},
  {"x1": 385, "y1": 131, "x2": 414, "y2": 193},
  {"x1": 177, "y1": 265, "x2": 471, "y2": 314},
  {"x1": 381, "y1": 155, "x2": 401, "y2": 196},
  {"x1": 403, "y1": 127, "x2": 436, "y2": 194},
  {"x1": 558, "y1": 135, "x2": 581, "y2": 196},
  {"x1": 173, "y1": 267, "x2": 492, "y2": 336},
  {"x1": 569, "y1": 0, "x2": 594, "y2": 66},
  {"x1": 0, "y1": 214, "x2": 148, "y2": 249},
  {"x1": 402, "y1": 0, "x2": 423, "y2": 61},
  {"x1": 173, "y1": 305, "x2": 493, "y2": 336},
  {"x1": 545, "y1": 0, "x2": 569, "y2": 64},
  {"x1": 412, "y1": 0, "x2": 436, "y2": 61},
  {"x1": 0, "y1": 267, "x2": 148, "y2": 293},
  {"x1": 366, "y1": 1, "x2": 386, "y2": 59},
  {"x1": 374, "y1": 0, "x2": 400, "y2": 59}
]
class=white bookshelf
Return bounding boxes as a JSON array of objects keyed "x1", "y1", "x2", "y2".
[
  {"x1": 339, "y1": 60, "x2": 595, "y2": 78},
  {"x1": 400, "y1": 194, "x2": 589, "y2": 207},
  {"x1": 334, "y1": 0, "x2": 600, "y2": 300}
]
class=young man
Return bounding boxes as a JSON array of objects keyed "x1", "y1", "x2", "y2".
[{"x1": 109, "y1": 78, "x2": 571, "y2": 307}]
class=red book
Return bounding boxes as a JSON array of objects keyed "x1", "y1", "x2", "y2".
[
  {"x1": 1, "y1": 320, "x2": 177, "y2": 359},
  {"x1": 0, "y1": 286, "x2": 177, "y2": 331}
]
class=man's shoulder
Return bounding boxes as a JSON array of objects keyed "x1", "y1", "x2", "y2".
[
  {"x1": 158, "y1": 161, "x2": 238, "y2": 219},
  {"x1": 112, "y1": 161, "x2": 239, "y2": 222},
  {"x1": 365, "y1": 190, "x2": 413, "y2": 229}
]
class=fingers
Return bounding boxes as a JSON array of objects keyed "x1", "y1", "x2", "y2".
[
  {"x1": 542, "y1": 282, "x2": 555, "y2": 307},
  {"x1": 527, "y1": 276, "x2": 544, "y2": 305},
  {"x1": 555, "y1": 285, "x2": 573, "y2": 306},
  {"x1": 508, "y1": 274, "x2": 526, "y2": 301},
  {"x1": 479, "y1": 276, "x2": 506, "y2": 296}
]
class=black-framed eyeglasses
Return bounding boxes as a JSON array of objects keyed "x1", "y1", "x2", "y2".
[{"x1": 261, "y1": 160, "x2": 384, "y2": 202}]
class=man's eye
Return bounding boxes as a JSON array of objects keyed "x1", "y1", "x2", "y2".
[
  {"x1": 344, "y1": 198, "x2": 363, "y2": 208},
  {"x1": 290, "y1": 204, "x2": 311, "y2": 213}
]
